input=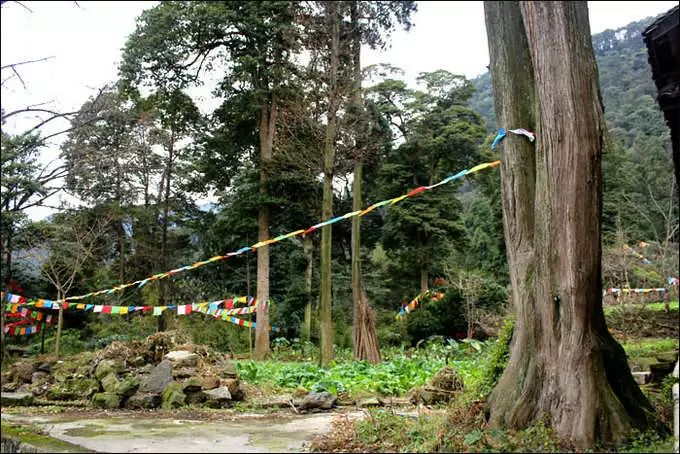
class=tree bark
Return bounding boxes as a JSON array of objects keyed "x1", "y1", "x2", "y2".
[
  {"x1": 303, "y1": 235, "x2": 313, "y2": 342},
  {"x1": 484, "y1": 1, "x2": 662, "y2": 448},
  {"x1": 254, "y1": 98, "x2": 277, "y2": 360},
  {"x1": 319, "y1": 1, "x2": 341, "y2": 367}
]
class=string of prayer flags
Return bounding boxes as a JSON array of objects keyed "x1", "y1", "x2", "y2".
[
  {"x1": 605, "y1": 288, "x2": 666, "y2": 295},
  {"x1": 220, "y1": 315, "x2": 280, "y2": 332},
  {"x1": 397, "y1": 290, "x2": 445, "y2": 319},
  {"x1": 2, "y1": 291, "x2": 261, "y2": 315},
  {"x1": 4, "y1": 322, "x2": 42, "y2": 336},
  {"x1": 4, "y1": 307, "x2": 54, "y2": 325},
  {"x1": 491, "y1": 127, "x2": 536, "y2": 149},
  {"x1": 491, "y1": 128, "x2": 507, "y2": 149},
  {"x1": 508, "y1": 128, "x2": 535, "y2": 142},
  {"x1": 8, "y1": 159, "x2": 503, "y2": 305}
]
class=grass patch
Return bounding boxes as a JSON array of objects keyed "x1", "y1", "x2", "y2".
[
  {"x1": 604, "y1": 300, "x2": 678, "y2": 315},
  {"x1": 621, "y1": 338, "x2": 679, "y2": 359},
  {"x1": 1, "y1": 421, "x2": 93, "y2": 453}
]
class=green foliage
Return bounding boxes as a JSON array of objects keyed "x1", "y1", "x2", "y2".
[
  {"x1": 472, "y1": 315, "x2": 515, "y2": 399},
  {"x1": 621, "y1": 338, "x2": 679, "y2": 359},
  {"x1": 354, "y1": 409, "x2": 447, "y2": 452},
  {"x1": 29, "y1": 329, "x2": 88, "y2": 356},
  {"x1": 236, "y1": 339, "x2": 492, "y2": 398},
  {"x1": 618, "y1": 430, "x2": 675, "y2": 453}
]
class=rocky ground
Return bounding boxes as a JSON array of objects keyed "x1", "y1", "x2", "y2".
[{"x1": 1, "y1": 331, "x2": 245, "y2": 411}]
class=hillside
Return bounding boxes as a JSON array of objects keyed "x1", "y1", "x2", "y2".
[{"x1": 469, "y1": 15, "x2": 667, "y2": 145}]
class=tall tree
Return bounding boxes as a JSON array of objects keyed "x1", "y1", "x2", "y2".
[
  {"x1": 62, "y1": 89, "x2": 141, "y2": 285},
  {"x1": 375, "y1": 71, "x2": 483, "y2": 295},
  {"x1": 317, "y1": 0, "x2": 342, "y2": 367},
  {"x1": 121, "y1": 1, "x2": 301, "y2": 358},
  {"x1": 483, "y1": 1, "x2": 661, "y2": 447},
  {"x1": 348, "y1": 1, "x2": 415, "y2": 363},
  {"x1": 146, "y1": 89, "x2": 202, "y2": 331}
]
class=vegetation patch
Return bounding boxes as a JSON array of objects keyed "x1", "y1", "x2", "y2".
[{"x1": 1, "y1": 421, "x2": 93, "y2": 453}]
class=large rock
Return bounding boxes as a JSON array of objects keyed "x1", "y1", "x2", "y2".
[
  {"x1": 95, "y1": 359, "x2": 123, "y2": 381},
  {"x1": 204, "y1": 386, "x2": 232, "y2": 408},
  {"x1": 140, "y1": 360, "x2": 173, "y2": 393},
  {"x1": 92, "y1": 392, "x2": 121, "y2": 409},
  {"x1": 182, "y1": 377, "x2": 203, "y2": 393},
  {"x1": 101, "y1": 374, "x2": 120, "y2": 393},
  {"x1": 46, "y1": 378, "x2": 99, "y2": 401},
  {"x1": 165, "y1": 351, "x2": 199, "y2": 368},
  {"x1": 200, "y1": 376, "x2": 220, "y2": 390},
  {"x1": 125, "y1": 392, "x2": 161, "y2": 409},
  {"x1": 31, "y1": 371, "x2": 48, "y2": 384},
  {"x1": 116, "y1": 376, "x2": 140, "y2": 398},
  {"x1": 220, "y1": 378, "x2": 240, "y2": 396},
  {"x1": 172, "y1": 367, "x2": 197, "y2": 379},
  {"x1": 1, "y1": 392, "x2": 34, "y2": 406},
  {"x1": 161, "y1": 381, "x2": 186, "y2": 409},
  {"x1": 300, "y1": 391, "x2": 337, "y2": 411},
  {"x1": 129, "y1": 356, "x2": 146, "y2": 368},
  {"x1": 185, "y1": 391, "x2": 207, "y2": 405},
  {"x1": 12, "y1": 361, "x2": 36, "y2": 383},
  {"x1": 216, "y1": 359, "x2": 238, "y2": 379}
]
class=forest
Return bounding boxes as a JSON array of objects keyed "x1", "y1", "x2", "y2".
[{"x1": 1, "y1": 2, "x2": 678, "y2": 453}]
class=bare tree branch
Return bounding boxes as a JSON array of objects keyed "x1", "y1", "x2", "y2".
[
  {"x1": 0, "y1": 56, "x2": 54, "y2": 70},
  {"x1": 10, "y1": 66, "x2": 26, "y2": 89}
]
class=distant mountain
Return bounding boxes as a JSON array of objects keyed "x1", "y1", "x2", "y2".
[
  {"x1": 469, "y1": 15, "x2": 667, "y2": 147},
  {"x1": 468, "y1": 13, "x2": 677, "y2": 244}
]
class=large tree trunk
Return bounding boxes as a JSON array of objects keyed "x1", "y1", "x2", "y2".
[
  {"x1": 484, "y1": 1, "x2": 661, "y2": 448},
  {"x1": 350, "y1": 2, "x2": 380, "y2": 364},
  {"x1": 319, "y1": 1, "x2": 341, "y2": 367},
  {"x1": 254, "y1": 98, "x2": 277, "y2": 360},
  {"x1": 302, "y1": 235, "x2": 313, "y2": 342},
  {"x1": 157, "y1": 133, "x2": 174, "y2": 332}
]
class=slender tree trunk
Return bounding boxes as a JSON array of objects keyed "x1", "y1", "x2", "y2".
[
  {"x1": 254, "y1": 98, "x2": 277, "y2": 360},
  {"x1": 319, "y1": 1, "x2": 341, "y2": 367},
  {"x1": 418, "y1": 233, "x2": 429, "y2": 294},
  {"x1": 55, "y1": 289, "x2": 64, "y2": 359},
  {"x1": 484, "y1": 1, "x2": 662, "y2": 447},
  {"x1": 351, "y1": 162, "x2": 381, "y2": 363},
  {"x1": 349, "y1": 2, "x2": 381, "y2": 364},
  {"x1": 303, "y1": 235, "x2": 313, "y2": 342},
  {"x1": 157, "y1": 133, "x2": 174, "y2": 332}
]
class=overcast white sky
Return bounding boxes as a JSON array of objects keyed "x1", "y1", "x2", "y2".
[{"x1": 1, "y1": 0, "x2": 677, "y2": 220}]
